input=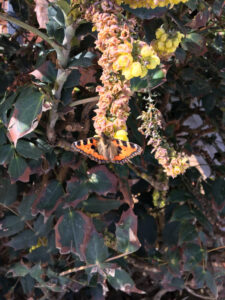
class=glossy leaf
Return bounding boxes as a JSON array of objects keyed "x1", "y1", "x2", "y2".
[
  {"x1": 0, "y1": 176, "x2": 17, "y2": 206},
  {"x1": 8, "y1": 156, "x2": 31, "y2": 183},
  {"x1": 16, "y1": 140, "x2": 43, "y2": 160},
  {"x1": 68, "y1": 51, "x2": 96, "y2": 68},
  {"x1": 7, "y1": 87, "x2": 43, "y2": 146},
  {"x1": 0, "y1": 144, "x2": 14, "y2": 165},
  {"x1": 7, "y1": 230, "x2": 37, "y2": 250},
  {"x1": 32, "y1": 180, "x2": 64, "y2": 218},
  {"x1": 85, "y1": 231, "x2": 109, "y2": 264},
  {"x1": 122, "y1": 5, "x2": 167, "y2": 19},
  {"x1": 0, "y1": 215, "x2": 24, "y2": 237},
  {"x1": 116, "y1": 208, "x2": 141, "y2": 253},
  {"x1": 179, "y1": 223, "x2": 198, "y2": 244},
  {"x1": 107, "y1": 269, "x2": 144, "y2": 294},
  {"x1": 55, "y1": 209, "x2": 93, "y2": 259},
  {"x1": 77, "y1": 195, "x2": 122, "y2": 213}
]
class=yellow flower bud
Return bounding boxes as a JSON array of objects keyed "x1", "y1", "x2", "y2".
[
  {"x1": 131, "y1": 62, "x2": 142, "y2": 77},
  {"x1": 165, "y1": 40, "x2": 173, "y2": 49},
  {"x1": 140, "y1": 45, "x2": 153, "y2": 58},
  {"x1": 160, "y1": 33, "x2": 168, "y2": 42},
  {"x1": 156, "y1": 27, "x2": 165, "y2": 39},
  {"x1": 114, "y1": 130, "x2": 128, "y2": 141},
  {"x1": 157, "y1": 41, "x2": 165, "y2": 50},
  {"x1": 172, "y1": 39, "x2": 180, "y2": 48}
]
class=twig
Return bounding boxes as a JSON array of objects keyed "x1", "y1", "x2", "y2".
[
  {"x1": 69, "y1": 96, "x2": 99, "y2": 107},
  {"x1": 0, "y1": 12, "x2": 63, "y2": 55},
  {"x1": 59, "y1": 251, "x2": 132, "y2": 276},
  {"x1": 0, "y1": 203, "x2": 34, "y2": 232},
  {"x1": 128, "y1": 162, "x2": 169, "y2": 191},
  {"x1": 208, "y1": 245, "x2": 225, "y2": 253},
  {"x1": 185, "y1": 286, "x2": 216, "y2": 300}
]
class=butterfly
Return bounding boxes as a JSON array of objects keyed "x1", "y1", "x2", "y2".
[{"x1": 71, "y1": 134, "x2": 143, "y2": 164}]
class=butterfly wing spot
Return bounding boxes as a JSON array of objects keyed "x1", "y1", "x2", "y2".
[
  {"x1": 72, "y1": 137, "x2": 109, "y2": 163},
  {"x1": 111, "y1": 139, "x2": 143, "y2": 164}
]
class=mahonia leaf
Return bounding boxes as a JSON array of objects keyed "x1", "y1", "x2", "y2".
[{"x1": 55, "y1": 209, "x2": 93, "y2": 259}]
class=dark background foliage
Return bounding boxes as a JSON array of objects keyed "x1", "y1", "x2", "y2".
[{"x1": 0, "y1": 0, "x2": 225, "y2": 299}]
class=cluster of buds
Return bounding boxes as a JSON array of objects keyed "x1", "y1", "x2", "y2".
[
  {"x1": 115, "y1": 0, "x2": 188, "y2": 9},
  {"x1": 113, "y1": 42, "x2": 160, "y2": 80},
  {"x1": 138, "y1": 101, "x2": 189, "y2": 178},
  {"x1": 85, "y1": 1, "x2": 137, "y2": 136},
  {"x1": 153, "y1": 27, "x2": 184, "y2": 57}
]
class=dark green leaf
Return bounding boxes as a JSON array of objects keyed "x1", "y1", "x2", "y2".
[
  {"x1": 7, "y1": 230, "x2": 37, "y2": 250},
  {"x1": 0, "y1": 144, "x2": 14, "y2": 165},
  {"x1": 85, "y1": 232, "x2": 109, "y2": 264},
  {"x1": 20, "y1": 275, "x2": 35, "y2": 295},
  {"x1": 171, "y1": 205, "x2": 194, "y2": 222},
  {"x1": 77, "y1": 195, "x2": 122, "y2": 213},
  {"x1": 18, "y1": 194, "x2": 36, "y2": 221},
  {"x1": 184, "y1": 243, "x2": 205, "y2": 270},
  {"x1": 68, "y1": 51, "x2": 96, "y2": 68},
  {"x1": 162, "y1": 221, "x2": 180, "y2": 246},
  {"x1": 0, "y1": 215, "x2": 24, "y2": 237},
  {"x1": 16, "y1": 140, "x2": 43, "y2": 160},
  {"x1": 205, "y1": 271, "x2": 217, "y2": 296},
  {"x1": 138, "y1": 215, "x2": 157, "y2": 247},
  {"x1": 212, "y1": 178, "x2": 225, "y2": 209},
  {"x1": 167, "y1": 249, "x2": 181, "y2": 274},
  {"x1": 0, "y1": 176, "x2": 17, "y2": 206},
  {"x1": 8, "y1": 155, "x2": 31, "y2": 182},
  {"x1": 167, "y1": 190, "x2": 192, "y2": 203},
  {"x1": 107, "y1": 269, "x2": 144, "y2": 294},
  {"x1": 32, "y1": 180, "x2": 64, "y2": 217},
  {"x1": 55, "y1": 209, "x2": 93, "y2": 259},
  {"x1": 0, "y1": 126, "x2": 6, "y2": 145},
  {"x1": 122, "y1": 5, "x2": 167, "y2": 19},
  {"x1": 179, "y1": 223, "x2": 198, "y2": 244}
]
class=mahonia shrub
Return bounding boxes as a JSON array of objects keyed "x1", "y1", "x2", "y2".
[{"x1": 0, "y1": 0, "x2": 225, "y2": 299}]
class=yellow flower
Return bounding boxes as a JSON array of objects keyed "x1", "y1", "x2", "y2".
[
  {"x1": 131, "y1": 61, "x2": 142, "y2": 77},
  {"x1": 140, "y1": 66, "x2": 148, "y2": 78},
  {"x1": 122, "y1": 67, "x2": 133, "y2": 80},
  {"x1": 114, "y1": 130, "x2": 128, "y2": 141},
  {"x1": 140, "y1": 45, "x2": 154, "y2": 58},
  {"x1": 113, "y1": 54, "x2": 133, "y2": 71},
  {"x1": 146, "y1": 55, "x2": 160, "y2": 69}
]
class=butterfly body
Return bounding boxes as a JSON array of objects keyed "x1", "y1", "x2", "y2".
[{"x1": 71, "y1": 134, "x2": 143, "y2": 164}]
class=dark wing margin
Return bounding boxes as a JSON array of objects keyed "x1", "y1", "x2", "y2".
[{"x1": 71, "y1": 137, "x2": 109, "y2": 164}]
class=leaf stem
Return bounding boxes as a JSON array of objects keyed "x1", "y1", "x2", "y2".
[{"x1": 0, "y1": 12, "x2": 63, "y2": 55}]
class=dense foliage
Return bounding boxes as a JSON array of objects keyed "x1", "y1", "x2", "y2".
[{"x1": 0, "y1": 0, "x2": 225, "y2": 299}]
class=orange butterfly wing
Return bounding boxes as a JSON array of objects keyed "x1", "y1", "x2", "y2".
[
  {"x1": 111, "y1": 139, "x2": 143, "y2": 164},
  {"x1": 71, "y1": 137, "x2": 109, "y2": 163}
]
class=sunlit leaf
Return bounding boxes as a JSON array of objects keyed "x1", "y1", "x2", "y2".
[
  {"x1": 7, "y1": 87, "x2": 43, "y2": 146},
  {"x1": 116, "y1": 208, "x2": 141, "y2": 253}
]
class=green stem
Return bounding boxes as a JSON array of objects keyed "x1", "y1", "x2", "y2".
[{"x1": 0, "y1": 12, "x2": 63, "y2": 55}]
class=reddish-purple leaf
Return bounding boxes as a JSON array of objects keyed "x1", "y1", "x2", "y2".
[{"x1": 186, "y1": 10, "x2": 209, "y2": 29}]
